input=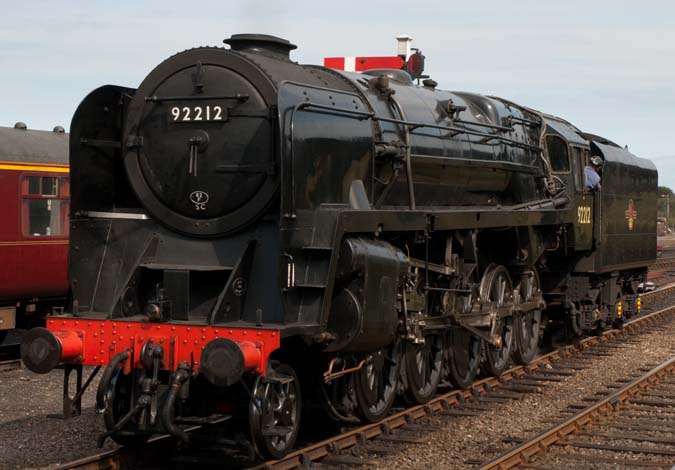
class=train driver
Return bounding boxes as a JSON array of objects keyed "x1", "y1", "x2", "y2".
[{"x1": 584, "y1": 156, "x2": 602, "y2": 191}]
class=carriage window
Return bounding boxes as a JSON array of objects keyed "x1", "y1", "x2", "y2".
[
  {"x1": 22, "y1": 176, "x2": 69, "y2": 237},
  {"x1": 27, "y1": 176, "x2": 41, "y2": 195},
  {"x1": 25, "y1": 176, "x2": 58, "y2": 196},
  {"x1": 25, "y1": 199, "x2": 67, "y2": 236},
  {"x1": 545, "y1": 135, "x2": 570, "y2": 172},
  {"x1": 42, "y1": 177, "x2": 58, "y2": 196}
]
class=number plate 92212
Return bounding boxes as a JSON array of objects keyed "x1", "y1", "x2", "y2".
[{"x1": 170, "y1": 105, "x2": 225, "y2": 122}]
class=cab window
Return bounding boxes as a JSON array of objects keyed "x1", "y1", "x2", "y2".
[
  {"x1": 22, "y1": 175, "x2": 70, "y2": 237},
  {"x1": 545, "y1": 135, "x2": 570, "y2": 173},
  {"x1": 570, "y1": 146, "x2": 584, "y2": 191}
]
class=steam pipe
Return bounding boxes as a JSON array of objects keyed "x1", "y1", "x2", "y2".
[
  {"x1": 95, "y1": 350, "x2": 130, "y2": 413},
  {"x1": 160, "y1": 362, "x2": 192, "y2": 442}
]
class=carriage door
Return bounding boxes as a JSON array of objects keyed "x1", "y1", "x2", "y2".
[{"x1": 570, "y1": 146, "x2": 594, "y2": 250}]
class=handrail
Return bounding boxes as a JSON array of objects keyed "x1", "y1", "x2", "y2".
[{"x1": 284, "y1": 100, "x2": 543, "y2": 218}]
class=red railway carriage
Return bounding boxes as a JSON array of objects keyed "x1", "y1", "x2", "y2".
[{"x1": 0, "y1": 123, "x2": 69, "y2": 342}]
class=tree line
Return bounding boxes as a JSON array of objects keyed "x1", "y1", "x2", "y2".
[{"x1": 658, "y1": 186, "x2": 674, "y2": 226}]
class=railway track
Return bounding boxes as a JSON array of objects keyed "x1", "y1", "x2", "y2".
[
  {"x1": 476, "y1": 355, "x2": 675, "y2": 469},
  {"x1": 43, "y1": 283, "x2": 675, "y2": 470},
  {"x1": 650, "y1": 255, "x2": 675, "y2": 271},
  {"x1": 648, "y1": 253, "x2": 675, "y2": 283},
  {"x1": 649, "y1": 269, "x2": 675, "y2": 284},
  {"x1": 0, "y1": 343, "x2": 21, "y2": 372}
]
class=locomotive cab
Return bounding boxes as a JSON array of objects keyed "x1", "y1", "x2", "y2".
[
  {"x1": 575, "y1": 141, "x2": 658, "y2": 270},
  {"x1": 542, "y1": 117, "x2": 596, "y2": 251}
]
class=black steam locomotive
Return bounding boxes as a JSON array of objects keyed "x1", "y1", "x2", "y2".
[{"x1": 21, "y1": 34, "x2": 657, "y2": 458}]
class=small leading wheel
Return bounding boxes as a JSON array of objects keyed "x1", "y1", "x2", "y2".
[
  {"x1": 513, "y1": 270, "x2": 543, "y2": 365},
  {"x1": 445, "y1": 327, "x2": 482, "y2": 389},
  {"x1": 249, "y1": 362, "x2": 301, "y2": 459},
  {"x1": 101, "y1": 369, "x2": 150, "y2": 447},
  {"x1": 354, "y1": 340, "x2": 402, "y2": 422},
  {"x1": 402, "y1": 333, "x2": 443, "y2": 404},
  {"x1": 481, "y1": 265, "x2": 514, "y2": 376}
]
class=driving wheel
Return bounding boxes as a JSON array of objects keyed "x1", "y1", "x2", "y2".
[
  {"x1": 402, "y1": 333, "x2": 443, "y2": 404},
  {"x1": 481, "y1": 265, "x2": 514, "y2": 376},
  {"x1": 445, "y1": 327, "x2": 483, "y2": 389},
  {"x1": 353, "y1": 339, "x2": 402, "y2": 422},
  {"x1": 512, "y1": 270, "x2": 542, "y2": 365}
]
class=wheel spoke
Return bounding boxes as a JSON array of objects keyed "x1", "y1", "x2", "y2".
[
  {"x1": 498, "y1": 278, "x2": 506, "y2": 305},
  {"x1": 416, "y1": 349, "x2": 424, "y2": 373},
  {"x1": 366, "y1": 363, "x2": 375, "y2": 391},
  {"x1": 380, "y1": 367, "x2": 390, "y2": 403}
]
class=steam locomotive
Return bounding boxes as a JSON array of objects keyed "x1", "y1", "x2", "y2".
[{"x1": 21, "y1": 34, "x2": 657, "y2": 458}]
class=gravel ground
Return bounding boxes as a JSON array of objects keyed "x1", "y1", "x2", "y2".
[
  {"x1": 370, "y1": 320, "x2": 675, "y2": 470},
  {"x1": 0, "y1": 364, "x2": 117, "y2": 470}
]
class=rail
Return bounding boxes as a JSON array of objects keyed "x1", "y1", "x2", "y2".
[{"x1": 476, "y1": 355, "x2": 675, "y2": 469}]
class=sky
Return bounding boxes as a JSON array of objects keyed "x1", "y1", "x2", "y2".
[{"x1": 1, "y1": 0, "x2": 674, "y2": 187}]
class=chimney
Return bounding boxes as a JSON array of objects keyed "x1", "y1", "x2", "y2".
[
  {"x1": 224, "y1": 34, "x2": 297, "y2": 61},
  {"x1": 396, "y1": 34, "x2": 414, "y2": 60}
]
